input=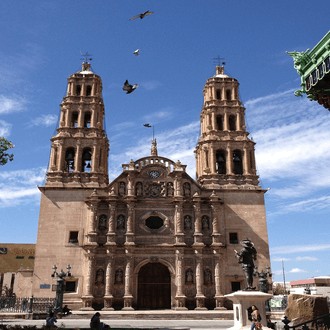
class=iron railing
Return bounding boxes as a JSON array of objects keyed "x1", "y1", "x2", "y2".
[
  {"x1": 282, "y1": 313, "x2": 330, "y2": 330},
  {"x1": 0, "y1": 296, "x2": 55, "y2": 313}
]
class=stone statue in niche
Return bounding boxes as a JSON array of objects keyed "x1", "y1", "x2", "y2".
[
  {"x1": 95, "y1": 269, "x2": 104, "y2": 284},
  {"x1": 183, "y1": 182, "x2": 191, "y2": 196},
  {"x1": 184, "y1": 215, "x2": 192, "y2": 230},
  {"x1": 136, "y1": 182, "x2": 143, "y2": 196},
  {"x1": 201, "y1": 215, "x2": 210, "y2": 230},
  {"x1": 204, "y1": 269, "x2": 212, "y2": 284},
  {"x1": 98, "y1": 215, "x2": 107, "y2": 230},
  {"x1": 167, "y1": 182, "x2": 174, "y2": 196},
  {"x1": 118, "y1": 182, "x2": 126, "y2": 195},
  {"x1": 234, "y1": 238, "x2": 257, "y2": 290},
  {"x1": 115, "y1": 269, "x2": 123, "y2": 283},
  {"x1": 117, "y1": 215, "x2": 125, "y2": 229},
  {"x1": 186, "y1": 269, "x2": 193, "y2": 283}
]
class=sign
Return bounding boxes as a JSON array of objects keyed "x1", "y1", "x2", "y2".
[{"x1": 40, "y1": 284, "x2": 51, "y2": 289}]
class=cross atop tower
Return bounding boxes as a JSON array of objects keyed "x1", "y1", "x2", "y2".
[
  {"x1": 80, "y1": 52, "x2": 93, "y2": 63},
  {"x1": 213, "y1": 55, "x2": 225, "y2": 67}
]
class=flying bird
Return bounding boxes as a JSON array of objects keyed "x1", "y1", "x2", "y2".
[
  {"x1": 130, "y1": 11, "x2": 154, "y2": 20},
  {"x1": 122, "y1": 80, "x2": 139, "y2": 94},
  {"x1": 143, "y1": 124, "x2": 151, "y2": 127},
  {"x1": 133, "y1": 49, "x2": 140, "y2": 56}
]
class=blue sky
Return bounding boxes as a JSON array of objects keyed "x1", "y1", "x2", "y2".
[{"x1": 0, "y1": 1, "x2": 329, "y2": 283}]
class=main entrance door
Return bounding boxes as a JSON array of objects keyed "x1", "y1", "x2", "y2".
[{"x1": 137, "y1": 262, "x2": 171, "y2": 309}]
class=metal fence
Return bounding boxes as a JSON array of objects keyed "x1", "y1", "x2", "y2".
[{"x1": 0, "y1": 296, "x2": 55, "y2": 313}]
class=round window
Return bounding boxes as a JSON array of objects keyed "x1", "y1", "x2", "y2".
[{"x1": 146, "y1": 216, "x2": 163, "y2": 230}]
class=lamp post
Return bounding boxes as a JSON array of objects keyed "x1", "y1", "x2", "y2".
[{"x1": 51, "y1": 264, "x2": 72, "y2": 312}]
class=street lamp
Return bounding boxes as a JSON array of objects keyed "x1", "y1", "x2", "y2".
[
  {"x1": 51, "y1": 264, "x2": 72, "y2": 312},
  {"x1": 254, "y1": 265, "x2": 272, "y2": 293}
]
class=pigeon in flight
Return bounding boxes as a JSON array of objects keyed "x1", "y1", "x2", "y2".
[
  {"x1": 130, "y1": 10, "x2": 154, "y2": 20},
  {"x1": 133, "y1": 49, "x2": 140, "y2": 56},
  {"x1": 143, "y1": 124, "x2": 151, "y2": 127},
  {"x1": 122, "y1": 80, "x2": 139, "y2": 94}
]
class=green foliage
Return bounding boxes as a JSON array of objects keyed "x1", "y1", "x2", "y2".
[{"x1": 0, "y1": 137, "x2": 14, "y2": 166}]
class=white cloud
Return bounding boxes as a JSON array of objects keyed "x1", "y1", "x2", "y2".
[
  {"x1": 141, "y1": 80, "x2": 162, "y2": 91},
  {"x1": 0, "y1": 120, "x2": 12, "y2": 137},
  {"x1": 111, "y1": 122, "x2": 136, "y2": 131},
  {"x1": 0, "y1": 95, "x2": 26, "y2": 114},
  {"x1": 272, "y1": 257, "x2": 290, "y2": 262},
  {"x1": 29, "y1": 115, "x2": 58, "y2": 127},
  {"x1": 143, "y1": 109, "x2": 174, "y2": 123},
  {"x1": 271, "y1": 244, "x2": 330, "y2": 255},
  {"x1": 296, "y1": 256, "x2": 318, "y2": 261},
  {"x1": 289, "y1": 268, "x2": 307, "y2": 273}
]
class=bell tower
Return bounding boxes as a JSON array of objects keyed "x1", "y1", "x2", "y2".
[
  {"x1": 195, "y1": 65, "x2": 260, "y2": 189},
  {"x1": 46, "y1": 61, "x2": 109, "y2": 187}
]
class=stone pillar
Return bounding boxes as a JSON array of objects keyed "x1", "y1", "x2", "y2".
[
  {"x1": 127, "y1": 175, "x2": 134, "y2": 196},
  {"x1": 175, "y1": 204, "x2": 185, "y2": 245},
  {"x1": 210, "y1": 147, "x2": 216, "y2": 174},
  {"x1": 91, "y1": 82, "x2": 96, "y2": 97},
  {"x1": 195, "y1": 253, "x2": 207, "y2": 310},
  {"x1": 64, "y1": 109, "x2": 70, "y2": 127},
  {"x1": 224, "y1": 112, "x2": 229, "y2": 131},
  {"x1": 78, "y1": 106, "x2": 84, "y2": 127},
  {"x1": 106, "y1": 204, "x2": 116, "y2": 245},
  {"x1": 57, "y1": 141, "x2": 64, "y2": 172},
  {"x1": 122, "y1": 257, "x2": 134, "y2": 310},
  {"x1": 214, "y1": 258, "x2": 226, "y2": 310},
  {"x1": 243, "y1": 147, "x2": 249, "y2": 175},
  {"x1": 103, "y1": 254, "x2": 114, "y2": 310},
  {"x1": 74, "y1": 141, "x2": 81, "y2": 172},
  {"x1": 125, "y1": 203, "x2": 135, "y2": 245},
  {"x1": 211, "y1": 204, "x2": 222, "y2": 246},
  {"x1": 80, "y1": 253, "x2": 94, "y2": 310},
  {"x1": 236, "y1": 111, "x2": 241, "y2": 131},
  {"x1": 193, "y1": 203, "x2": 204, "y2": 246},
  {"x1": 226, "y1": 146, "x2": 233, "y2": 174},
  {"x1": 175, "y1": 250, "x2": 187, "y2": 310},
  {"x1": 49, "y1": 145, "x2": 57, "y2": 171},
  {"x1": 87, "y1": 203, "x2": 98, "y2": 244},
  {"x1": 174, "y1": 176, "x2": 183, "y2": 197},
  {"x1": 91, "y1": 143, "x2": 97, "y2": 173}
]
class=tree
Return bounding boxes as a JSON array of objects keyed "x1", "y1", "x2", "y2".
[
  {"x1": 272, "y1": 282, "x2": 287, "y2": 295},
  {"x1": 0, "y1": 137, "x2": 14, "y2": 166}
]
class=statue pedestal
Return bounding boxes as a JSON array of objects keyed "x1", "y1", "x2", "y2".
[{"x1": 224, "y1": 291, "x2": 272, "y2": 330}]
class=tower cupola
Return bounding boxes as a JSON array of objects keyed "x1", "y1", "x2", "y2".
[
  {"x1": 46, "y1": 62, "x2": 109, "y2": 187},
  {"x1": 194, "y1": 64, "x2": 260, "y2": 189}
]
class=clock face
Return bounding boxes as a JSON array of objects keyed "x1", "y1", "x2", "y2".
[{"x1": 149, "y1": 170, "x2": 160, "y2": 179}]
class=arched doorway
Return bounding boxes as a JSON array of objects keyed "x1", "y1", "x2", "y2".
[{"x1": 137, "y1": 262, "x2": 171, "y2": 309}]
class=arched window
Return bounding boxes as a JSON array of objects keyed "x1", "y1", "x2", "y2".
[
  {"x1": 216, "y1": 115, "x2": 223, "y2": 131},
  {"x1": 229, "y1": 115, "x2": 236, "y2": 131},
  {"x1": 65, "y1": 148, "x2": 75, "y2": 172},
  {"x1": 86, "y1": 85, "x2": 92, "y2": 97},
  {"x1": 71, "y1": 112, "x2": 78, "y2": 128},
  {"x1": 76, "y1": 85, "x2": 81, "y2": 96},
  {"x1": 84, "y1": 112, "x2": 91, "y2": 128},
  {"x1": 226, "y1": 89, "x2": 231, "y2": 100},
  {"x1": 216, "y1": 150, "x2": 226, "y2": 174},
  {"x1": 216, "y1": 89, "x2": 221, "y2": 100},
  {"x1": 82, "y1": 148, "x2": 92, "y2": 173},
  {"x1": 233, "y1": 150, "x2": 243, "y2": 175}
]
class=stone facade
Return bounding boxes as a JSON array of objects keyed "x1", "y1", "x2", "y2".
[{"x1": 32, "y1": 63, "x2": 271, "y2": 310}]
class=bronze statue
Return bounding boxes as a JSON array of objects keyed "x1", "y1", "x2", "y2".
[{"x1": 234, "y1": 238, "x2": 257, "y2": 290}]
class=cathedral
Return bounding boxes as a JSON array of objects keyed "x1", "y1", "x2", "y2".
[{"x1": 32, "y1": 62, "x2": 271, "y2": 310}]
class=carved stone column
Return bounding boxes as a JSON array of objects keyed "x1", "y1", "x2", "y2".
[
  {"x1": 236, "y1": 111, "x2": 241, "y2": 131},
  {"x1": 212, "y1": 111, "x2": 216, "y2": 130},
  {"x1": 57, "y1": 141, "x2": 64, "y2": 172},
  {"x1": 106, "y1": 204, "x2": 116, "y2": 245},
  {"x1": 78, "y1": 105, "x2": 84, "y2": 127},
  {"x1": 210, "y1": 147, "x2": 216, "y2": 174},
  {"x1": 211, "y1": 204, "x2": 222, "y2": 246},
  {"x1": 243, "y1": 147, "x2": 249, "y2": 175},
  {"x1": 175, "y1": 204, "x2": 185, "y2": 246},
  {"x1": 226, "y1": 146, "x2": 233, "y2": 175},
  {"x1": 91, "y1": 143, "x2": 98, "y2": 173},
  {"x1": 122, "y1": 256, "x2": 134, "y2": 310},
  {"x1": 224, "y1": 112, "x2": 229, "y2": 131},
  {"x1": 174, "y1": 175, "x2": 183, "y2": 196},
  {"x1": 103, "y1": 254, "x2": 114, "y2": 310},
  {"x1": 49, "y1": 145, "x2": 57, "y2": 171},
  {"x1": 125, "y1": 203, "x2": 135, "y2": 245},
  {"x1": 127, "y1": 175, "x2": 134, "y2": 196},
  {"x1": 87, "y1": 203, "x2": 98, "y2": 244},
  {"x1": 74, "y1": 141, "x2": 81, "y2": 173},
  {"x1": 80, "y1": 252, "x2": 94, "y2": 310},
  {"x1": 214, "y1": 256, "x2": 226, "y2": 310},
  {"x1": 195, "y1": 251, "x2": 207, "y2": 310},
  {"x1": 193, "y1": 203, "x2": 204, "y2": 246},
  {"x1": 175, "y1": 250, "x2": 187, "y2": 310}
]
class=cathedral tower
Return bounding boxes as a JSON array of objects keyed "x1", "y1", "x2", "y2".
[
  {"x1": 46, "y1": 61, "x2": 109, "y2": 187},
  {"x1": 195, "y1": 65, "x2": 259, "y2": 189}
]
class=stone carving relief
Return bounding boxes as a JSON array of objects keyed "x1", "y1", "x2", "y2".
[
  {"x1": 95, "y1": 258, "x2": 106, "y2": 267},
  {"x1": 204, "y1": 269, "x2": 212, "y2": 285},
  {"x1": 136, "y1": 182, "x2": 143, "y2": 196},
  {"x1": 95, "y1": 269, "x2": 104, "y2": 284},
  {"x1": 115, "y1": 258, "x2": 125, "y2": 266},
  {"x1": 118, "y1": 182, "x2": 126, "y2": 196},
  {"x1": 184, "y1": 215, "x2": 192, "y2": 230},
  {"x1": 185, "y1": 269, "x2": 194, "y2": 283},
  {"x1": 184, "y1": 258, "x2": 194, "y2": 266},
  {"x1": 144, "y1": 182, "x2": 165, "y2": 197},
  {"x1": 116, "y1": 215, "x2": 125, "y2": 230},
  {"x1": 115, "y1": 269, "x2": 124, "y2": 283},
  {"x1": 98, "y1": 214, "x2": 107, "y2": 231},
  {"x1": 167, "y1": 182, "x2": 174, "y2": 196},
  {"x1": 202, "y1": 215, "x2": 210, "y2": 230},
  {"x1": 114, "y1": 288, "x2": 124, "y2": 298},
  {"x1": 183, "y1": 182, "x2": 191, "y2": 196}
]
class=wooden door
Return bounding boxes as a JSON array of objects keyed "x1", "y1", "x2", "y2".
[{"x1": 137, "y1": 263, "x2": 171, "y2": 309}]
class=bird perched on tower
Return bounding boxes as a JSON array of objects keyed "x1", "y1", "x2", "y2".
[
  {"x1": 130, "y1": 10, "x2": 154, "y2": 20},
  {"x1": 122, "y1": 80, "x2": 140, "y2": 94}
]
